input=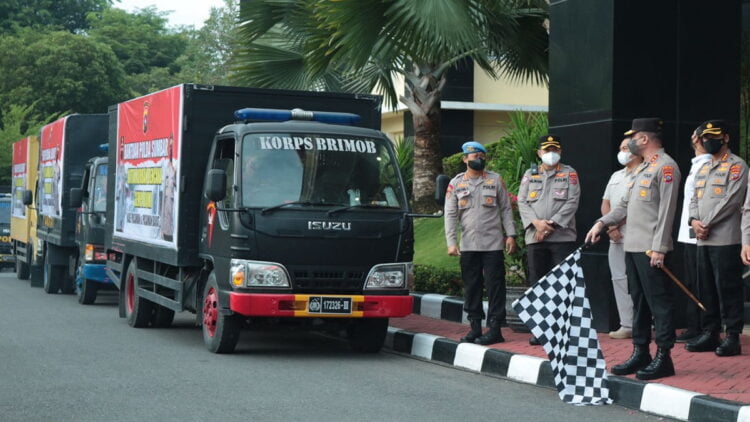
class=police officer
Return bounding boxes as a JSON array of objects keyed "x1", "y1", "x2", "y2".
[
  {"x1": 518, "y1": 135, "x2": 580, "y2": 345},
  {"x1": 586, "y1": 118, "x2": 681, "y2": 380},
  {"x1": 687, "y1": 120, "x2": 747, "y2": 357},
  {"x1": 445, "y1": 141, "x2": 517, "y2": 345}
]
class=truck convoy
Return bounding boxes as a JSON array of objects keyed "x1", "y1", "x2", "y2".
[
  {"x1": 11, "y1": 136, "x2": 40, "y2": 282},
  {"x1": 0, "y1": 193, "x2": 14, "y2": 268},
  {"x1": 104, "y1": 84, "x2": 424, "y2": 353},
  {"x1": 30, "y1": 115, "x2": 109, "y2": 294}
]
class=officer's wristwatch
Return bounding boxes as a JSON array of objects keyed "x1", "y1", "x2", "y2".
[{"x1": 687, "y1": 217, "x2": 696, "y2": 226}]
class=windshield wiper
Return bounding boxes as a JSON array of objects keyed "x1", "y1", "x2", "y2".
[
  {"x1": 260, "y1": 201, "x2": 340, "y2": 215},
  {"x1": 327, "y1": 204, "x2": 400, "y2": 217}
]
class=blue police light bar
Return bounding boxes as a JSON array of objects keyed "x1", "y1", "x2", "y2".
[
  {"x1": 233, "y1": 108, "x2": 361, "y2": 125},
  {"x1": 99, "y1": 143, "x2": 109, "y2": 153}
]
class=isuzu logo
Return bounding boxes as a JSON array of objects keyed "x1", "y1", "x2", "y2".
[{"x1": 307, "y1": 221, "x2": 352, "y2": 231}]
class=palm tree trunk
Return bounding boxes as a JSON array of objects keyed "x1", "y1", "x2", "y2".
[{"x1": 400, "y1": 64, "x2": 446, "y2": 213}]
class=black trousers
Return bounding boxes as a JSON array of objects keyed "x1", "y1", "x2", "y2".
[
  {"x1": 682, "y1": 244, "x2": 700, "y2": 332},
  {"x1": 460, "y1": 250, "x2": 505, "y2": 322},
  {"x1": 526, "y1": 241, "x2": 577, "y2": 285},
  {"x1": 625, "y1": 252, "x2": 676, "y2": 348},
  {"x1": 697, "y1": 244, "x2": 745, "y2": 335}
]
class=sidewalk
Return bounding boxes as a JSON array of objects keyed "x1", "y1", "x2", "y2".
[{"x1": 385, "y1": 294, "x2": 750, "y2": 421}]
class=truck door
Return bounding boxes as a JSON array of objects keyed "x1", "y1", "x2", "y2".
[{"x1": 202, "y1": 136, "x2": 237, "y2": 255}]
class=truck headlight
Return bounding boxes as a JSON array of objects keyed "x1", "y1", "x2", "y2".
[
  {"x1": 364, "y1": 263, "x2": 413, "y2": 289},
  {"x1": 230, "y1": 259, "x2": 290, "y2": 288}
]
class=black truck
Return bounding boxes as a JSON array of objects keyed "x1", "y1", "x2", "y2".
[
  {"x1": 70, "y1": 153, "x2": 112, "y2": 304},
  {"x1": 30, "y1": 114, "x2": 109, "y2": 294},
  {"x1": 104, "y1": 84, "x2": 437, "y2": 353}
]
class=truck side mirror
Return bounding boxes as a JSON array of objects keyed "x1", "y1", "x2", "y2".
[
  {"x1": 70, "y1": 188, "x2": 83, "y2": 208},
  {"x1": 205, "y1": 169, "x2": 227, "y2": 202},
  {"x1": 22, "y1": 190, "x2": 33, "y2": 206},
  {"x1": 435, "y1": 174, "x2": 450, "y2": 207}
]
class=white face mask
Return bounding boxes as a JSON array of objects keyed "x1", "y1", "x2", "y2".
[
  {"x1": 541, "y1": 152, "x2": 561, "y2": 166},
  {"x1": 617, "y1": 151, "x2": 633, "y2": 166}
]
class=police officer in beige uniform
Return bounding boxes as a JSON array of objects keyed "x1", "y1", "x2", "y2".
[
  {"x1": 445, "y1": 141, "x2": 517, "y2": 345},
  {"x1": 518, "y1": 135, "x2": 580, "y2": 345},
  {"x1": 687, "y1": 120, "x2": 747, "y2": 357},
  {"x1": 586, "y1": 118, "x2": 681, "y2": 380}
]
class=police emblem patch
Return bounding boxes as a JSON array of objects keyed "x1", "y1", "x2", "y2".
[
  {"x1": 730, "y1": 164, "x2": 742, "y2": 181},
  {"x1": 569, "y1": 172, "x2": 578, "y2": 185},
  {"x1": 662, "y1": 166, "x2": 674, "y2": 183},
  {"x1": 529, "y1": 191, "x2": 538, "y2": 199}
]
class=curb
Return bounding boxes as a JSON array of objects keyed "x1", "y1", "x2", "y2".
[{"x1": 401, "y1": 293, "x2": 750, "y2": 422}]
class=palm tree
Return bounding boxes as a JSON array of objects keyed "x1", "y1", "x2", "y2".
[{"x1": 232, "y1": 0, "x2": 548, "y2": 212}]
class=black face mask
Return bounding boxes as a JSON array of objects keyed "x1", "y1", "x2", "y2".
[
  {"x1": 702, "y1": 138, "x2": 724, "y2": 155},
  {"x1": 468, "y1": 158, "x2": 486, "y2": 171},
  {"x1": 628, "y1": 137, "x2": 642, "y2": 156}
]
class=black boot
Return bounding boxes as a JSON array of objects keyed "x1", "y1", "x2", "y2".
[
  {"x1": 636, "y1": 347, "x2": 675, "y2": 380},
  {"x1": 675, "y1": 329, "x2": 700, "y2": 343},
  {"x1": 611, "y1": 345, "x2": 652, "y2": 375},
  {"x1": 685, "y1": 331, "x2": 720, "y2": 352},
  {"x1": 528, "y1": 336, "x2": 540, "y2": 346},
  {"x1": 715, "y1": 334, "x2": 742, "y2": 357},
  {"x1": 475, "y1": 319, "x2": 504, "y2": 345},
  {"x1": 460, "y1": 319, "x2": 483, "y2": 343}
]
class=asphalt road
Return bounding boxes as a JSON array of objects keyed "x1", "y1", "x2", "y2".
[{"x1": 0, "y1": 271, "x2": 662, "y2": 422}]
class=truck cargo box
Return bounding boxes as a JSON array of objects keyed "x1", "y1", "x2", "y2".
[
  {"x1": 106, "y1": 84, "x2": 382, "y2": 267},
  {"x1": 10, "y1": 136, "x2": 38, "y2": 244},
  {"x1": 37, "y1": 114, "x2": 109, "y2": 247}
]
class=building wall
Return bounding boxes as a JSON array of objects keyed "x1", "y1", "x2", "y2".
[{"x1": 473, "y1": 67, "x2": 549, "y2": 107}]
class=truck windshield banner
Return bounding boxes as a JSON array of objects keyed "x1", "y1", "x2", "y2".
[
  {"x1": 11, "y1": 137, "x2": 28, "y2": 219},
  {"x1": 114, "y1": 85, "x2": 182, "y2": 248},
  {"x1": 39, "y1": 117, "x2": 67, "y2": 218}
]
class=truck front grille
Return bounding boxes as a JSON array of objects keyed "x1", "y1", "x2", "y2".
[{"x1": 290, "y1": 268, "x2": 366, "y2": 293}]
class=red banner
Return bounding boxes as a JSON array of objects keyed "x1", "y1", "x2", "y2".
[
  {"x1": 114, "y1": 85, "x2": 182, "y2": 248},
  {"x1": 11, "y1": 138, "x2": 29, "y2": 219},
  {"x1": 39, "y1": 117, "x2": 67, "y2": 218}
]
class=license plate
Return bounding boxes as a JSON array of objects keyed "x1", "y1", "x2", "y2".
[{"x1": 308, "y1": 296, "x2": 352, "y2": 314}]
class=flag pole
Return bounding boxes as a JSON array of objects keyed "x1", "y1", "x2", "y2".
[{"x1": 645, "y1": 250, "x2": 706, "y2": 312}]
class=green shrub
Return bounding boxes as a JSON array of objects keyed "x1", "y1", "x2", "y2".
[
  {"x1": 442, "y1": 150, "x2": 464, "y2": 178},
  {"x1": 413, "y1": 264, "x2": 463, "y2": 296}
]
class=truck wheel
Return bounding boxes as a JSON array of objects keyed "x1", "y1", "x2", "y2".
[
  {"x1": 151, "y1": 305, "x2": 175, "y2": 328},
  {"x1": 78, "y1": 278, "x2": 98, "y2": 305},
  {"x1": 60, "y1": 271, "x2": 76, "y2": 294},
  {"x1": 124, "y1": 261, "x2": 154, "y2": 328},
  {"x1": 347, "y1": 318, "x2": 389, "y2": 353},
  {"x1": 42, "y1": 252, "x2": 62, "y2": 294},
  {"x1": 202, "y1": 273, "x2": 240, "y2": 354},
  {"x1": 16, "y1": 257, "x2": 30, "y2": 280}
]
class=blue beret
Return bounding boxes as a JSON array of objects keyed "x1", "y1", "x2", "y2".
[{"x1": 461, "y1": 141, "x2": 487, "y2": 154}]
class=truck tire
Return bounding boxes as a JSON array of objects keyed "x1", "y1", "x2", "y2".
[
  {"x1": 124, "y1": 261, "x2": 154, "y2": 328},
  {"x1": 202, "y1": 273, "x2": 240, "y2": 354},
  {"x1": 16, "y1": 257, "x2": 30, "y2": 280},
  {"x1": 151, "y1": 305, "x2": 175, "y2": 328},
  {"x1": 347, "y1": 318, "x2": 389, "y2": 353},
  {"x1": 60, "y1": 272, "x2": 76, "y2": 294},
  {"x1": 78, "y1": 278, "x2": 98, "y2": 305},
  {"x1": 42, "y1": 252, "x2": 62, "y2": 294}
]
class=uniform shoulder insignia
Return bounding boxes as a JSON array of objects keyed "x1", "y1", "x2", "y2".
[
  {"x1": 569, "y1": 172, "x2": 578, "y2": 185},
  {"x1": 662, "y1": 165, "x2": 674, "y2": 183}
]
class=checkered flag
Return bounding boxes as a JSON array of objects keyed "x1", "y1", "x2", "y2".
[{"x1": 512, "y1": 248, "x2": 612, "y2": 405}]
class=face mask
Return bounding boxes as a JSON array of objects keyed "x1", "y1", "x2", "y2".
[
  {"x1": 702, "y1": 138, "x2": 724, "y2": 155},
  {"x1": 541, "y1": 152, "x2": 560, "y2": 166},
  {"x1": 617, "y1": 151, "x2": 633, "y2": 166},
  {"x1": 628, "y1": 137, "x2": 643, "y2": 156},
  {"x1": 467, "y1": 157, "x2": 486, "y2": 171}
]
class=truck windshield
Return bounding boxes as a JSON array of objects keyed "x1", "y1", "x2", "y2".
[
  {"x1": 0, "y1": 200, "x2": 10, "y2": 224},
  {"x1": 92, "y1": 164, "x2": 108, "y2": 213},
  {"x1": 241, "y1": 133, "x2": 406, "y2": 210}
]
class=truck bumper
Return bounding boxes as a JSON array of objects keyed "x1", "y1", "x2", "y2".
[
  {"x1": 0, "y1": 253, "x2": 15, "y2": 264},
  {"x1": 229, "y1": 293, "x2": 413, "y2": 318},
  {"x1": 78, "y1": 263, "x2": 112, "y2": 284}
]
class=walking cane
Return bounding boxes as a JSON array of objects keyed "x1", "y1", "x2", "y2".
[{"x1": 645, "y1": 250, "x2": 706, "y2": 312}]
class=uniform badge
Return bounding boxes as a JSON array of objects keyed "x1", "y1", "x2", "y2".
[
  {"x1": 457, "y1": 183, "x2": 468, "y2": 189},
  {"x1": 697, "y1": 189, "x2": 704, "y2": 199},
  {"x1": 555, "y1": 172, "x2": 567, "y2": 178},
  {"x1": 529, "y1": 191, "x2": 538, "y2": 199},
  {"x1": 639, "y1": 189, "x2": 647, "y2": 197},
  {"x1": 650, "y1": 154, "x2": 659, "y2": 163},
  {"x1": 662, "y1": 166, "x2": 674, "y2": 183},
  {"x1": 714, "y1": 187, "x2": 723, "y2": 195},
  {"x1": 446, "y1": 184, "x2": 454, "y2": 197},
  {"x1": 484, "y1": 197, "x2": 495, "y2": 205},
  {"x1": 459, "y1": 199, "x2": 468, "y2": 207},
  {"x1": 695, "y1": 179, "x2": 706, "y2": 187},
  {"x1": 730, "y1": 164, "x2": 742, "y2": 181},
  {"x1": 569, "y1": 172, "x2": 578, "y2": 185}
]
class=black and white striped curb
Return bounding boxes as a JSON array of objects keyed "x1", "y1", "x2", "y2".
[
  {"x1": 411, "y1": 292, "x2": 481, "y2": 325},
  {"x1": 385, "y1": 326, "x2": 750, "y2": 422}
]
